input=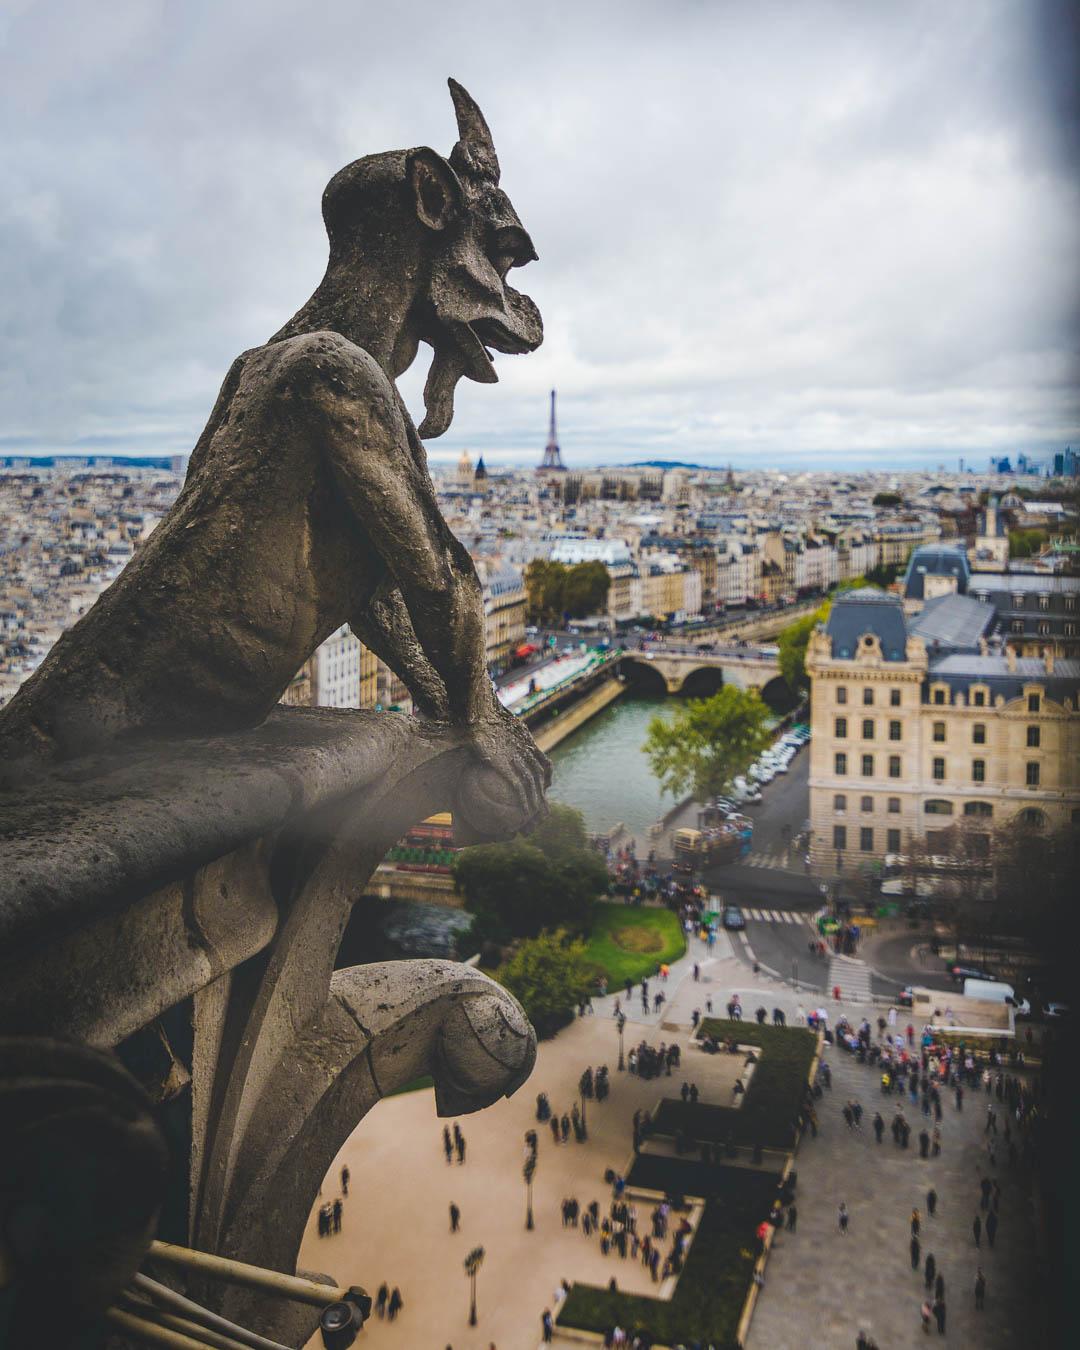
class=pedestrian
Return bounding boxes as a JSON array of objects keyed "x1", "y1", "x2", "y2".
[
  {"x1": 972, "y1": 1214, "x2": 982, "y2": 1248},
  {"x1": 561, "y1": 1113, "x2": 570, "y2": 1143},
  {"x1": 926, "y1": 1187, "x2": 937, "y2": 1218},
  {"x1": 332, "y1": 1198, "x2": 342, "y2": 1234},
  {"x1": 541, "y1": 1309, "x2": 553, "y2": 1343},
  {"x1": 919, "y1": 1128, "x2": 930, "y2": 1158},
  {"x1": 873, "y1": 1112, "x2": 884, "y2": 1144},
  {"x1": 920, "y1": 1300, "x2": 932, "y2": 1334},
  {"x1": 986, "y1": 1209, "x2": 998, "y2": 1249},
  {"x1": 933, "y1": 1296, "x2": 946, "y2": 1334},
  {"x1": 974, "y1": 1268, "x2": 986, "y2": 1310},
  {"x1": 910, "y1": 1233, "x2": 920, "y2": 1269},
  {"x1": 786, "y1": 1204, "x2": 797, "y2": 1232},
  {"x1": 924, "y1": 1251, "x2": 936, "y2": 1290},
  {"x1": 449, "y1": 1202, "x2": 460, "y2": 1233},
  {"x1": 387, "y1": 1288, "x2": 403, "y2": 1322},
  {"x1": 455, "y1": 1130, "x2": 466, "y2": 1165},
  {"x1": 375, "y1": 1284, "x2": 388, "y2": 1319},
  {"x1": 911, "y1": 1207, "x2": 921, "y2": 1238},
  {"x1": 341, "y1": 1164, "x2": 350, "y2": 1196},
  {"x1": 443, "y1": 1126, "x2": 453, "y2": 1164},
  {"x1": 693, "y1": 962, "x2": 700, "y2": 982},
  {"x1": 550, "y1": 1116, "x2": 560, "y2": 1145},
  {"x1": 838, "y1": 1202, "x2": 849, "y2": 1235}
]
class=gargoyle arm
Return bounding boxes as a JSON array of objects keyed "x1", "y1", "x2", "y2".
[
  {"x1": 348, "y1": 584, "x2": 450, "y2": 720},
  {"x1": 303, "y1": 332, "x2": 493, "y2": 727}
]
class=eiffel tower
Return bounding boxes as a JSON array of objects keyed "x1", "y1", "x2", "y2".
[{"x1": 538, "y1": 389, "x2": 566, "y2": 471}]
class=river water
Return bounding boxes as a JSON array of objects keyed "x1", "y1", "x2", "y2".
[{"x1": 547, "y1": 693, "x2": 674, "y2": 840}]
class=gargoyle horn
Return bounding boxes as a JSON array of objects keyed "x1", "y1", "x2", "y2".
[{"x1": 448, "y1": 77, "x2": 500, "y2": 186}]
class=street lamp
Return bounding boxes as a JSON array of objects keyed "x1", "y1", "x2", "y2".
[
  {"x1": 616, "y1": 1011, "x2": 627, "y2": 1071},
  {"x1": 523, "y1": 1153, "x2": 536, "y2": 1230},
  {"x1": 464, "y1": 1246, "x2": 485, "y2": 1326},
  {"x1": 577, "y1": 1069, "x2": 589, "y2": 1140}
]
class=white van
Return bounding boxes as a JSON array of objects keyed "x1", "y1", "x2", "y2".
[{"x1": 963, "y1": 978, "x2": 1030, "y2": 1016}]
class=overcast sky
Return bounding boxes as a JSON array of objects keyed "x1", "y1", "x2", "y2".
[{"x1": 1, "y1": 0, "x2": 1077, "y2": 470}]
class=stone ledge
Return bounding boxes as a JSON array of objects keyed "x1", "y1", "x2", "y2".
[{"x1": 0, "y1": 706, "x2": 471, "y2": 958}]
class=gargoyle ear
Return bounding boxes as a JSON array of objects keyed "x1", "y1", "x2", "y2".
[{"x1": 407, "y1": 148, "x2": 463, "y2": 231}]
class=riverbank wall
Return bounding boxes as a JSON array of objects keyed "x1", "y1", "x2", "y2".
[{"x1": 530, "y1": 674, "x2": 626, "y2": 753}]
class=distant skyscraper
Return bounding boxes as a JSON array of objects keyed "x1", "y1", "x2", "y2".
[{"x1": 538, "y1": 389, "x2": 566, "y2": 471}]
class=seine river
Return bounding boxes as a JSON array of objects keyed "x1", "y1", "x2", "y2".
[{"x1": 547, "y1": 693, "x2": 674, "y2": 840}]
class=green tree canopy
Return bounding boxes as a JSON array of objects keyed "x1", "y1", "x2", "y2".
[
  {"x1": 1008, "y1": 528, "x2": 1048, "y2": 559},
  {"x1": 496, "y1": 928, "x2": 594, "y2": 1038},
  {"x1": 777, "y1": 600, "x2": 831, "y2": 693},
  {"x1": 642, "y1": 685, "x2": 773, "y2": 801},
  {"x1": 453, "y1": 802, "x2": 608, "y2": 942},
  {"x1": 872, "y1": 491, "x2": 903, "y2": 507},
  {"x1": 524, "y1": 559, "x2": 610, "y2": 625}
]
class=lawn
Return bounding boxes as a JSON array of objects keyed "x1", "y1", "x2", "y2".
[
  {"x1": 580, "y1": 902, "x2": 686, "y2": 987},
  {"x1": 652, "y1": 1020, "x2": 818, "y2": 1149},
  {"x1": 559, "y1": 1159, "x2": 778, "y2": 1349}
]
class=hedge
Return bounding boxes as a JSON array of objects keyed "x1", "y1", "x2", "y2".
[
  {"x1": 652, "y1": 1020, "x2": 817, "y2": 1150},
  {"x1": 558, "y1": 1159, "x2": 778, "y2": 1348}
]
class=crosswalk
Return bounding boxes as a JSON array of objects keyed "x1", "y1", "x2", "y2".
[
  {"x1": 828, "y1": 954, "x2": 874, "y2": 1001},
  {"x1": 740, "y1": 907, "x2": 815, "y2": 927},
  {"x1": 742, "y1": 848, "x2": 804, "y2": 871}
]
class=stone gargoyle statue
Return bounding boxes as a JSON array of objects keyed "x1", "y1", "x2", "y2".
[
  {"x1": 0, "y1": 77, "x2": 549, "y2": 842},
  {"x1": 0, "y1": 81, "x2": 551, "y2": 1348}
]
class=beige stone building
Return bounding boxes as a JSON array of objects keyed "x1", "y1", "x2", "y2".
[{"x1": 806, "y1": 589, "x2": 1080, "y2": 877}]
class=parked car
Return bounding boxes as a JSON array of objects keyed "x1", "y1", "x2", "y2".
[
  {"x1": 722, "y1": 905, "x2": 746, "y2": 931},
  {"x1": 1043, "y1": 1001, "x2": 1071, "y2": 1019},
  {"x1": 948, "y1": 962, "x2": 995, "y2": 984}
]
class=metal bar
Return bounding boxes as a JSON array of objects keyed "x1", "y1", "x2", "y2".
[
  {"x1": 120, "y1": 1298, "x2": 254, "y2": 1350},
  {"x1": 105, "y1": 1307, "x2": 223, "y2": 1350},
  {"x1": 148, "y1": 1240, "x2": 346, "y2": 1307},
  {"x1": 133, "y1": 1273, "x2": 293, "y2": 1350}
]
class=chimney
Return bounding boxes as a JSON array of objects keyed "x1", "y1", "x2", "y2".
[
  {"x1": 1045, "y1": 648, "x2": 1055, "y2": 674},
  {"x1": 1006, "y1": 645, "x2": 1017, "y2": 672},
  {"x1": 978, "y1": 636, "x2": 988, "y2": 656}
]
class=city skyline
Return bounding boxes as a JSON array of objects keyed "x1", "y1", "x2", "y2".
[{"x1": 1, "y1": 1, "x2": 1077, "y2": 469}]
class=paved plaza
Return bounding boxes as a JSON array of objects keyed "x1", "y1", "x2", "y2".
[{"x1": 299, "y1": 927, "x2": 1036, "y2": 1349}]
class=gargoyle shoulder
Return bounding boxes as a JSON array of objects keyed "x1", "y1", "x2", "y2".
[{"x1": 262, "y1": 330, "x2": 398, "y2": 423}]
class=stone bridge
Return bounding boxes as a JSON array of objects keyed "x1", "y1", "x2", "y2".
[{"x1": 618, "y1": 646, "x2": 788, "y2": 704}]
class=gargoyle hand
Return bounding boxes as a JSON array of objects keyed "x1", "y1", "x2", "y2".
[{"x1": 454, "y1": 699, "x2": 551, "y2": 844}]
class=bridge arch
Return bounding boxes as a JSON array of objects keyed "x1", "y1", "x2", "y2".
[
  {"x1": 618, "y1": 657, "x2": 669, "y2": 696},
  {"x1": 677, "y1": 665, "x2": 726, "y2": 700},
  {"x1": 760, "y1": 674, "x2": 796, "y2": 714}
]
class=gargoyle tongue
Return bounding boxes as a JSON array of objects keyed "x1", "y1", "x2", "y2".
[{"x1": 418, "y1": 324, "x2": 498, "y2": 439}]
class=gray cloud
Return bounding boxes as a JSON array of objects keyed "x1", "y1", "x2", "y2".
[{"x1": 1, "y1": 0, "x2": 1076, "y2": 469}]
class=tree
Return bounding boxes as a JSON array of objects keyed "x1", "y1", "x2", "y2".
[
  {"x1": 777, "y1": 600, "x2": 831, "y2": 694},
  {"x1": 524, "y1": 560, "x2": 610, "y2": 624},
  {"x1": 1008, "y1": 528, "x2": 1048, "y2": 559},
  {"x1": 642, "y1": 685, "x2": 773, "y2": 801},
  {"x1": 496, "y1": 928, "x2": 594, "y2": 1038},
  {"x1": 453, "y1": 802, "x2": 608, "y2": 943},
  {"x1": 872, "y1": 491, "x2": 902, "y2": 507}
]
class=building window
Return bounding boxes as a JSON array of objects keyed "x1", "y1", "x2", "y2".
[
  {"x1": 933, "y1": 688, "x2": 946, "y2": 705},
  {"x1": 863, "y1": 688, "x2": 874, "y2": 706},
  {"x1": 835, "y1": 717, "x2": 848, "y2": 738},
  {"x1": 932, "y1": 757, "x2": 945, "y2": 782},
  {"x1": 861, "y1": 754, "x2": 874, "y2": 777},
  {"x1": 972, "y1": 759, "x2": 985, "y2": 783},
  {"x1": 887, "y1": 796, "x2": 901, "y2": 813},
  {"x1": 964, "y1": 801, "x2": 993, "y2": 818},
  {"x1": 1028, "y1": 693, "x2": 1040, "y2": 713},
  {"x1": 1011, "y1": 619, "x2": 1023, "y2": 633},
  {"x1": 972, "y1": 723, "x2": 986, "y2": 744},
  {"x1": 1038, "y1": 594, "x2": 1049, "y2": 610},
  {"x1": 888, "y1": 720, "x2": 901, "y2": 741},
  {"x1": 932, "y1": 721, "x2": 946, "y2": 742},
  {"x1": 1067, "y1": 623, "x2": 1077, "y2": 637},
  {"x1": 1066, "y1": 596, "x2": 1077, "y2": 612},
  {"x1": 972, "y1": 689, "x2": 985, "y2": 707},
  {"x1": 833, "y1": 825, "x2": 847, "y2": 850},
  {"x1": 886, "y1": 828, "x2": 901, "y2": 853},
  {"x1": 925, "y1": 799, "x2": 953, "y2": 815},
  {"x1": 890, "y1": 688, "x2": 901, "y2": 707},
  {"x1": 835, "y1": 753, "x2": 847, "y2": 776},
  {"x1": 862, "y1": 719, "x2": 875, "y2": 740},
  {"x1": 1027, "y1": 725, "x2": 1040, "y2": 747},
  {"x1": 836, "y1": 686, "x2": 848, "y2": 704},
  {"x1": 888, "y1": 756, "x2": 902, "y2": 779},
  {"x1": 1020, "y1": 808, "x2": 1046, "y2": 828},
  {"x1": 861, "y1": 795, "x2": 873, "y2": 812},
  {"x1": 860, "y1": 827, "x2": 874, "y2": 853},
  {"x1": 1026, "y1": 762, "x2": 1040, "y2": 787},
  {"x1": 1038, "y1": 621, "x2": 1050, "y2": 636},
  {"x1": 833, "y1": 793, "x2": 847, "y2": 812}
]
